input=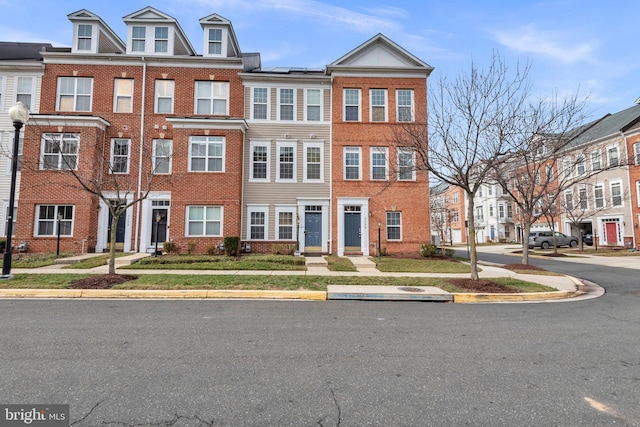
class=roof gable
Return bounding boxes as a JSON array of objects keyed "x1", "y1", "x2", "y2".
[
  {"x1": 199, "y1": 13, "x2": 241, "y2": 58},
  {"x1": 123, "y1": 7, "x2": 176, "y2": 22},
  {"x1": 122, "y1": 7, "x2": 195, "y2": 56},
  {"x1": 328, "y1": 33, "x2": 433, "y2": 73},
  {"x1": 67, "y1": 9, "x2": 125, "y2": 54}
]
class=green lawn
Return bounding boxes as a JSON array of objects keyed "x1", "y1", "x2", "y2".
[
  {"x1": 325, "y1": 256, "x2": 358, "y2": 272},
  {"x1": 120, "y1": 254, "x2": 306, "y2": 270},
  {"x1": 373, "y1": 257, "x2": 473, "y2": 273},
  {"x1": 0, "y1": 273, "x2": 554, "y2": 293}
]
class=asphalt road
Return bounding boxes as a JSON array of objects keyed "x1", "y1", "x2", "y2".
[{"x1": 1, "y1": 255, "x2": 639, "y2": 426}]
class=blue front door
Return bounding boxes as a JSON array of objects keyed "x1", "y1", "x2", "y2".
[
  {"x1": 344, "y1": 210, "x2": 361, "y2": 250},
  {"x1": 305, "y1": 212, "x2": 322, "y2": 250}
]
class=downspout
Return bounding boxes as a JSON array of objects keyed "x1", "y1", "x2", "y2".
[
  {"x1": 624, "y1": 133, "x2": 636, "y2": 248},
  {"x1": 328, "y1": 76, "x2": 333, "y2": 254},
  {"x1": 134, "y1": 57, "x2": 147, "y2": 252}
]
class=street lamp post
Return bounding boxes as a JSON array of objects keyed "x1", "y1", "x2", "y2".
[
  {"x1": 2, "y1": 102, "x2": 29, "y2": 279},
  {"x1": 377, "y1": 220, "x2": 381, "y2": 263},
  {"x1": 154, "y1": 213, "x2": 161, "y2": 257},
  {"x1": 56, "y1": 212, "x2": 63, "y2": 256}
]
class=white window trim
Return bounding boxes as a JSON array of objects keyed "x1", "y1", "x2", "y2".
[
  {"x1": 247, "y1": 205, "x2": 269, "y2": 241},
  {"x1": 276, "y1": 141, "x2": 297, "y2": 183},
  {"x1": 188, "y1": 136, "x2": 225, "y2": 173},
  {"x1": 594, "y1": 183, "x2": 605, "y2": 209},
  {"x1": 154, "y1": 26, "x2": 170, "y2": 54},
  {"x1": 303, "y1": 141, "x2": 324, "y2": 183},
  {"x1": 154, "y1": 80, "x2": 174, "y2": 114},
  {"x1": 275, "y1": 205, "x2": 297, "y2": 241},
  {"x1": 397, "y1": 148, "x2": 416, "y2": 181},
  {"x1": 370, "y1": 147, "x2": 389, "y2": 181},
  {"x1": 386, "y1": 211, "x2": 402, "y2": 241},
  {"x1": 40, "y1": 133, "x2": 80, "y2": 171},
  {"x1": 5, "y1": 132, "x2": 23, "y2": 175},
  {"x1": 562, "y1": 158, "x2": 572, "y2": 178},
  {"x1": 56, "y1": 77, "x2": 93, "y2": 112},
  {"x1": 577, "y1": 185, "x2": 589, "y2": 210},
  {"x1": 344, "y1": 146, "x2": 362, "y2": 180},
  {"x1": 343, "y1": 88, "x2": 361, "y2": 122},
  {"x1": 634, "y1": 143, "x2": 640, "y2": 166},
  {"x1": 15, "y1": 76, "x2": 35, "y2": 109},
  {"x1": 2, "y1": 202, "x2": 17, "y2": 237},
  {"x1": 576, "y1": 154, "x2": 586, "y2": 176},
  {"x1": 607, "y1": 145, "x2": 620, "y2": 168},
  {"x1": 251, "y1": 87, "x2": 269, "y2": 120},
  {"x1": 609, "y1": 180, "x2": 623, "y2": 207},
  {"x1": 113, "y1": 78, "x2": 134, "y2": 113},
  {"x1": 0, "y1": 76, "x2": 5, "y2": 110},
  {"x1": 34, "y1": 205, "x2": 74, "y2": 237},
  {"x1": 152, "y1": 139, "x2": 172, "y2": 174},
  {"x1": 396, "y1": 89, "x2": 415, "y2": 122},
  {"x1": 591, "y1": 149, "x2": 602, "y2": 170},
  {"x1": 277, "y1": 88, "x2": 296, "y2": 121},
  {"x1": 369, "y1": 89, "x2": 388, "y2": 122},
  {"x1": 564, "y1": 190, "x2": 574, "y2": 210},
  {"x1": 204, "y1": 27, "x2": 227, "y2": 57},
  {"x1": 110, "y1": 138, "x2": 131, "y2": 174},
  {"x1": 304, "y1": 88, "x2": 322, "y2": 122},
  {"x1": 185, "y1": 205, "x2": 223, "y2": 237},
  {"x1": 249, "y1": 140, "x2": 270, "y2": 182},
  {"x1": 75, "y1": 23, "x2": 94, "y2": 53},
  {"x1": 194, "y1": 81, "x2": 230, "y2": 115},
  {"x1": 636, "y1": 181, "x2": 640, "y2": 208}
]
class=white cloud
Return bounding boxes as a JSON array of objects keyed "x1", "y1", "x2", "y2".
[{"x1": 490, "y1": 23, "x2": 599, "y2": 64}]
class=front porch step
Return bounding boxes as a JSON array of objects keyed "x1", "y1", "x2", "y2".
[{"x1": 304, "y1": 256, "x2": 328, "y2": 268}]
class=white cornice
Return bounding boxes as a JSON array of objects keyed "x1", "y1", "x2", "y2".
[
  {"x1": 166, "y1": 117, "x2": 247, "y2": 132},
  {"x1": 28, "y1": 114, "x2": 111, "y2": 130},
  {"x1": 42, "y1": 53, "x2": 244, "y2": 69}
]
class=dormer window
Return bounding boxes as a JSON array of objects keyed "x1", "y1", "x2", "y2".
[
  {"x1": 77, "y1": 24, "x2": 92, "y2": 51},
  {"x1": 208, "y1": 29, "x2": 222, "y2": 55},
  {"x1": 132, "y1": 26, "x2": 146, "y2": 52},
  {"x1": 154, "y1": 27, "x2": 169, "y2": 53}
]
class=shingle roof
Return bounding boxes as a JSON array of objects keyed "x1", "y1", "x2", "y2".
[
  {"x1": 0, "y1": 42, "x2": 53, "y2": 60},
  {"x1": 568, "y1": 104, "x2": 640, "y2": 147}
]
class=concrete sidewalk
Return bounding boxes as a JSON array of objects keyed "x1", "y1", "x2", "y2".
[{"x1": 0, "y1": 251, "x2": 595, "y2": 303}]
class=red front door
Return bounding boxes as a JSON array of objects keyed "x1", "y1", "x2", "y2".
[{"x1": 605, "y1": 222, "x2": 617, "y2": 244}]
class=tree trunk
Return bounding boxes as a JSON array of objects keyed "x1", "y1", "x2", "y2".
[
  {"x1": 108, "y1": 212, "x2": 119, "y2": 275},
  {"x1": 521, "y1": 221, "x2": 531, "y2": 265},
  {"x1": 467, "y1": 198, "x2": 479, "y2": 280}
]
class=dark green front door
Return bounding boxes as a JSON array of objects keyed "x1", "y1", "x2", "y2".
[{"x1": 108, "y1": 210, "x2": 126, "y2": 249}]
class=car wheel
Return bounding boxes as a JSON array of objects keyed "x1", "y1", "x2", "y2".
[
  {"x1": 541, "y1": 241, "x2": 550, "y2": 250},
  {"x1": 570, "y1": 240, "x2": 578, "y2": 248},
  {"x1": 528, "y1": 246, "x2": 534, "y2": 250}
]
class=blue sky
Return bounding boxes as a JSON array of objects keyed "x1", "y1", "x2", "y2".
[{"x1": 1, "y1": 0, "x2": 638, "y2": 118}]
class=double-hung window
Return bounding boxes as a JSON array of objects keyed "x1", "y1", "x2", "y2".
[
  {"x1": 594, "y1": 184, "x2": 605, "y2": 208},
  {"x1": 4, "y1": 205, "x2": 17, "y2": 237},
  {"x1": 344, "y1": 147, "x2": 361, "y2": 180},
  {"x1": 279, "y1": 88, "x2": 294, "y2": 120},
  {"x1": 344, "y1": 89, "x2": 360, "y2": 121},
  {"x1": 397, "y1": 89, "x2": 414, "y2": 122},
  {"x1": 77, "y1": 24, "x2": 92, "y2": 51},
  {"x1": 6, "y1": 133, "x2": 24, "y2": 173},
  {"x1": 189, "y1": 136, "x2": 224, "y2": 172},
  {"x1": 155, "y1": 80, "x2": 174, "y2": 114},
  {"x1": 131, "y1": 26, "x2": 146, "y2": 52},
  {"x1": 576, "y1": 155, "x2": 586, "y2": 175},
  {"x1": 186, "y1": 206, "x2": 222, "y2": 236},
  {"x1": 562, "y1": 158, "x2": 572, "y2": 178},
  {"x1": 591, "y1": 150, "x2": 602, "y2": 170},
  {"x1": 248, "y1": 206, "x2": 268, "y2": 240},
  {"x1": 57, "y1": 77, "x2": 92, "y2": 112},
  {"x1": 578, "y1": 186, "x2": 588, "y2": 209},
  {"x1": 114, "y1": 79, "x2": 133, "y2": 113},
  {"x1": 152, "y1": 139, "x2": 172, "y2": 174},
  {"x1": 277, "y1": 142, "x2": 296, "y2": 181},
  {"x1": 154, "y1": 27, "x2": 168, "y2": 53},
  {"x1": 608, "y1": 146, "x2": 619, "y2": 167},
  {"x1": 250, "y1": 141, "x2": 269, "y2": 181},
  {"x1": 16, "y1": 77, "x2": 34, "y2": 110},
  {"x1": 41, "y1": 133, "x2": 79, "y2": 170},
  {"x1": 634, "y1": 143, "x2": 640, "y2": 165},
  {"x1": 208, "y1": 28, "x2": 222, "y2": 55},
  {"x1": 304, "y1": 142, "x2": 323, "y2": 182},
  {"x1": 36, "y1": 205, "x2": 73, "y2": 236},
  {"x1": 110, "y1": 138, "x2": 130, "y2": 174},
  {"x1": 564, "y1": 190, "x2": 574, "y2": 210},
  {"x1": 370, "y1": 147, "x2": 388, "y2": 180},
  {"x1": 276, "y1": 207, "x2": 295, "y2": 240},
  {"x1": 370, "y1": 89, "x2": 387, "y2": 122},
  {"x1": 398, "y1": 148, "x2": 415, "y2": 180},
  {"x1": 252, "y1": 88, "x2": 268, "y2": 120},
  {"x1": 195, "y1": 81, "x2": 229, "y2": 115},
  {"x1": 306, "y1": 89, "x2": 321, "y2": 121},
  {"x1": 611, "y1": 181, "x2": 623, "y2": 206},
  {"x1": 386, "y1": 212, "x2": 401, "y2": 240}
]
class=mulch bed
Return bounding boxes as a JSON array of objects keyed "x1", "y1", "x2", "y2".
[
  {"x1": 502, "y1": 264, "x2": 547, "y2": 272},
  {"x1": 447, "y1": 278, "x2": 520, "y2": 293},
  {"x1": 69, "y1": 274, "x2": 138, "y2": 289}
]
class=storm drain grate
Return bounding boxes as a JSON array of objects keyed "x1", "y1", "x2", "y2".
[{"x1": 397, "y1": 287, "x2": 425, "y2": 293}]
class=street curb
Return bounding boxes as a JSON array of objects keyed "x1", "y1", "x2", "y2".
[
  {"x1": 0, "y1": 289, "x2": 327, "y2": 300},
  {"x1": 452, "y1": 275, "x2": 585, "y2": 303}
]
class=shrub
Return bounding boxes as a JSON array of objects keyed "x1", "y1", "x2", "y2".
[
  {"x1": 206, "y1": 245, "x2": 218, "y2": 255},
  {"x1": 420, "y1": 244, "x2": 437, "y2": 257},
  {"x1": 0, "y1": 240, "x2": 5, "y2": 253},
  {"x1": 186, "y1": 240, "x2": 197, "y2": 255},
  {"x1": 443, "y1": 248, "x2": 455, "y2": 257},
  {"x1": 273, "y1": 244, "x2": 296, "y2": 255},
  {"x1": 379, "y1": 246, "x2": 387, "y2": 256},
  {"x1": 224, "y1": 236, "x2": 240, "y2": 256},
  {"x1": 163, "y1": 241, "x2": 177, "y2": 254}
]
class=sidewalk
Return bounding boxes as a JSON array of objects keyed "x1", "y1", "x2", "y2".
[{"x1": 0, "y1": 251, "x2": 595, "y2": 303}]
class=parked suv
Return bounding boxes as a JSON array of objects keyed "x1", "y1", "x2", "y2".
[{"x1": 528, "y1": 231, "x2": 578, "y2": 249}]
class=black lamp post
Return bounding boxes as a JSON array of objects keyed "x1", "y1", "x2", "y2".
[
  {"x1": 295, "y1": 214, "x2": 300, "y2": 256},
  {"x1": 2, "y1": 102, "x2": 29, "y2": 279},
  {"x1": 377, "y1": 220, "x2": 381, "y2": 262},
  {"x1": 154, "y1": 212, "x2": 161, "y2": 257},
  {"x1": 56, "y1": 212, "x2": 62, "y2": 256}
]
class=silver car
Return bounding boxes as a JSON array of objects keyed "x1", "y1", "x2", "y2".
[{"x1": 528, "y1": 231, "x2": 578, "y2": 249}]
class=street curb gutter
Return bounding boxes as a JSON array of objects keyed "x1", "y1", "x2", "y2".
[
  {"x1": 0, "y1": 289, "x2": 327, "y2": 300},
  {"x1": 453, "y1": 275, "x2": 585, "y2": 303}
]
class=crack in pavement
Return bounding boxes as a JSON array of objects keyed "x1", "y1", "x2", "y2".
[
  {"x1": 100, "y1": 413, "x2": 215, "y2": 427},
  {"x1": 71, "y1": 399, "x2": 107, "y2": 426}
]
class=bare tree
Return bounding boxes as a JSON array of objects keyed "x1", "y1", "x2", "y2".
[
  {"x1": 393, "y1": 53, "x2": 533, "y2": 281},
  {"x1": 20, "y1": 122, "x2": 171, "y2": 275}
]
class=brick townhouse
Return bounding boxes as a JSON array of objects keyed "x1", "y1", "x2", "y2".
[{"x1": 15, "y1": 7, "x2": 433, "y2": 256}]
